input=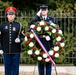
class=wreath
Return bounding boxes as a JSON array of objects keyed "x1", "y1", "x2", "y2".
[{"x1": 23, "y1": 20, "x2": 65, "y2": 63}]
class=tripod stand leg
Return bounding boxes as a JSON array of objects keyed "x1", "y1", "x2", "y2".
[
  {"x1": 33, "y1": 65, "x2": 36, "y2": 75},
  {"x1": 55, "y1": 67, "x2": 58, "y2": 75}
]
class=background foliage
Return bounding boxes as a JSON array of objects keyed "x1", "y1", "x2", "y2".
[
  {"x1": 0, "y1": 0, "x2": 76, "y2": 65},
  {"x1": 0, "y1": 0, "x2": 76, "y2": 12}
]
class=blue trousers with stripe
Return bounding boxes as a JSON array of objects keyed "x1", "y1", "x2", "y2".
[
  {"x1": 38, "y1": 62, "x2": 52, "y2": 75},
  {"x1": 3, "y1": 53, "x2": 20, "y2": 75}
]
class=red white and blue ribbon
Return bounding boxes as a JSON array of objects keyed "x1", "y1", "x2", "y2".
[{"x1": 31, "y1": 29, "x2": 56, "y2": 67}]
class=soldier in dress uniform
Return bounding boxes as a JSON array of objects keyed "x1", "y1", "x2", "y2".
[
  {"x1": 29, "y1": 4, "x2": 57, "y2": 75},
  {"x1": 0, "y1": 6, "x2": 25, "y2": 75}
]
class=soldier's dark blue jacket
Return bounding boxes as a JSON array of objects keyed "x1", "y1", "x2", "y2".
[
  {"x1": 0, "y1": 21, "x2": 25, "y2": 54},
  {"x1": 29, "y1": 15, "x2": 57, "y2": 51}
]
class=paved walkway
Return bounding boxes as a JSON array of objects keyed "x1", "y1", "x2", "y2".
[{"x1": 0, "y1": 64, "x2": 76, "y2": 75}]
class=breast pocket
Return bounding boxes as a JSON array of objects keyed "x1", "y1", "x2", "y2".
[{"x1": 3, "y1": 29, "x2": 9, "y2": 34}]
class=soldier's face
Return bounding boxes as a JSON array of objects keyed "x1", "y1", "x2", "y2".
[
  {"x1": 7, "y1": 14, "x2": 16, "y2": 22},
  {"x1": 41, "y1": 10, "x2": 48, "y2": 16}
]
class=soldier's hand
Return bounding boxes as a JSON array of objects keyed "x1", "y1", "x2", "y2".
[
  {"x1": 0, "y1": 50, "x2": 4, "y2": 54},
  {"x1": 36, "y1": 9, "x2": 42, "y2": 16},
  {"x1": 15, "y1": 38, "x2": 20, "y2": 43}
]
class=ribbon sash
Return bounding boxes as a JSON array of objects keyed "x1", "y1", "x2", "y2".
[{"x1": 31, "y1": 29, "x2": 56, "y2": 67}]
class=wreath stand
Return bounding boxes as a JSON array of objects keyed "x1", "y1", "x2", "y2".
[
  {"x1": 33, "y1": 64, "x2": 58, "y2": 75},
  {"x1": 33, "y1": 64, "x2": 36, "y2": 75},
  {"x1": 55, "y1": 67, "x2": 58, "y2": 75},
  {"x1": 31, "y1": 29, "x2": 58, "y2": 75},
  {"x1": 44, "y1": 64, "x2": 58, "y2": 75},
  {"x1": 24, "y1": 21, "x2": 64, "y2": 75}
]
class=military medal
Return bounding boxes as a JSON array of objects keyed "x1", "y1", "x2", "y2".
[
  {"x1": 13, "y1": 27, "x2": 16, "y2": 31},
  {"x1": 5, "y1": 26, "x2": 8, "y2": 29}
]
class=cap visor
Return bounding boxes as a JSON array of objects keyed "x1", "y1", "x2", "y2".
[{"x1": 7, "y1": 11, "x2": 15, "y2": 15}]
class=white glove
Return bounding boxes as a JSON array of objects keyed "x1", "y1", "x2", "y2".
[
  {"x1": 15, "y1": 38, "x2": 20, "y2": 43},
  {"x1": 0, "y1": 50, "x2": 4, "y2": 54},
  {"x1": 37, "y1": 9, "x2": 42, "y2": 16}
]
